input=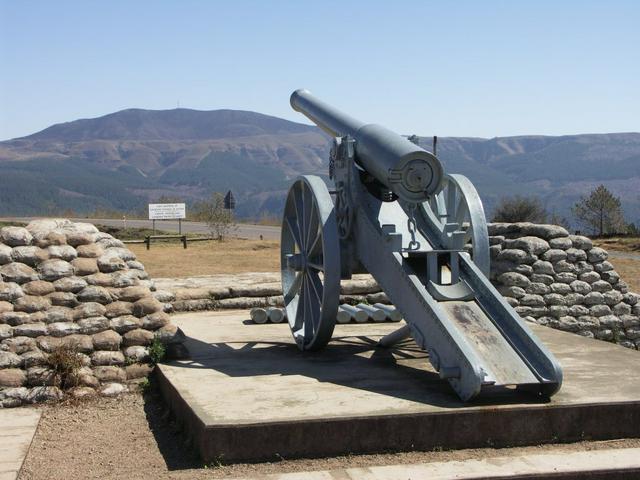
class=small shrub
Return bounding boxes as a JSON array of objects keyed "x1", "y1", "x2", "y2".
[
  {"x1": 138, "y1": 377, "x2": 151, "y2": 393},
  {"x1": 148, "y1": 338, "x2": 166, "y2": 364},
  {"x1": 492, "y1": 195, "x2": 547, "y2": 223},
  {"x1": 47, "y1": 345, "x2": 83, "y2": 390}
]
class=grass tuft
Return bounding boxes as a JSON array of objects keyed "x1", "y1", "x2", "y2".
[{"x1": 46, "y1": 345, "x2": 83, "y2": 390}]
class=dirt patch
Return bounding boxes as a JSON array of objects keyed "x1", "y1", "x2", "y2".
[
  {"x1": 128, "y1": 239, "x2": 280, "y2": 277},
  {"x1": 19, "y1": 388, "x2": 640, "y2": 479}
]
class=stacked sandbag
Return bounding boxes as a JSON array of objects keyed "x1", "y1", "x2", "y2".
[
  {"x1": 0, "y1": 219, "x2": 185, "y2": 407},
  {"x1": 489, "y1": 222, "x2": 640, "y2": 349}
]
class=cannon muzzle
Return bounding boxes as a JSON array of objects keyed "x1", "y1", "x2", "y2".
[{"x1": 290, "y1": 89, "x2": 443, "y2": 202}]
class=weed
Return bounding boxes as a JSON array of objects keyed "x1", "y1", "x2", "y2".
[
  {"x1": 148, "y1": 338, "x2": 166, "y2": 364},
  {"x1": 46, "y1": 344, "x2": 83, "y2": 390},
  {"x1": 611, "y1": 327, "x2": 623, "y2": 344},
  {"x1": 204, "y1": 454, "x2": 225, "y2": 468},
  {"x1": 139, "y1": 377, "x2": 151, "y2": 393}
]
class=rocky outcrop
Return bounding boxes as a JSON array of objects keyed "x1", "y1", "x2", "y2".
[{"x1": 0, "y1": 220, "x2": 184, "y2": 408}]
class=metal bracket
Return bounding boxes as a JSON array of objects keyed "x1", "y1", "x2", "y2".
[
  {"x1": 424, "y1": 250, "x2": 475, "y2": 301},
  {"x1": 332, "y1": 135, "x2": 357, "y2": 240}
]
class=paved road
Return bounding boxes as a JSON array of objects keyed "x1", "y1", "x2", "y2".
[{"x1": 0, "y1": 217, "x2": 281, "y2": 241}]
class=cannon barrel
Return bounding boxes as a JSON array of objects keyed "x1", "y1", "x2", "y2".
[{"x1": 290, "y1": 89, "x2": 443, "y2": 202}]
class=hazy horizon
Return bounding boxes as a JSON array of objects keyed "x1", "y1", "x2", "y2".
[{"x1": 6, "y1": 105, "x2": 640, "y2": 143}]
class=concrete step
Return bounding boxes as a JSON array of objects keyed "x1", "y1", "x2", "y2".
[
  {"x1": 233, "y1": 448, "x2": 640, "y2": 479},
  {"x1": 158, "y1": 310, "x2": 640, "y2": 464}
]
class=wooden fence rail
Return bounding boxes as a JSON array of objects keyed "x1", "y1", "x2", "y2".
[{"x1": 123, "y1": 235, "x2": 218, "y2": 249}]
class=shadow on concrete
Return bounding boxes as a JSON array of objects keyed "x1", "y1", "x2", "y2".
[
  {"x1": 170, "y1": 333, "x2": 548, "y2": 408},
  {"x1": 142, "y1": 385, "x2": 203, "y2": 470}
]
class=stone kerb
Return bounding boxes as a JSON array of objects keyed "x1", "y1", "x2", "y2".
[
  {"x1": 489, "y1": 222, "x2": 640, "y2": 349},
  {"x1": 153, "y1": 273, "x2": 386, "y2": 313},
  {"x1": 0, "y1": 219, "x2": 185, "y2": 408}
]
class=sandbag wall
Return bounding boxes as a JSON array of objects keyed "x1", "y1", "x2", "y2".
[
  {"x1": 0, "y1": 220, "x2": 184, "y2": 408},
  {"x1": 489, "y1": 222, "x2": 639, "y2": 349}
]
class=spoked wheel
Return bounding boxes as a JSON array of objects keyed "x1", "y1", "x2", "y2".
[
  {"x1": 281, "y1": 175, "x2": 341, "y2": 351},
  {"x1": 421, "y1": 174, "x2": 490, "y2": 276}
]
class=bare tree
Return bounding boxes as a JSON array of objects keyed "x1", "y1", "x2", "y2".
[
  {"x1": 572, "y1": 185, "x2": 626, "y2": 236},
  {"x1": 492, "y1": 195, "x2": 547, "y2": 223},
  {"x1": 193, "y1": 193, "x2": 237, "y2": 240}
]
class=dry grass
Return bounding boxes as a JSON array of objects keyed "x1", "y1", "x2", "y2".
[
  {"x1": 592, "y1": 238, "x2": 640, "y2": 293},
  {"x1": 606, "y1": 256, "x2": 640, "y2": 293},
  {"x1": 129, "y1": 239, "x2": 280, "y2": 278},
  {"x1": 594, "y1": 237, "x2": 640, "y2": 253}
]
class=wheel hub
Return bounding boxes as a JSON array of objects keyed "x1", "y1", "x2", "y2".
[{"x1": 286, "y1": 253, "x2": 307, "y2": 271}]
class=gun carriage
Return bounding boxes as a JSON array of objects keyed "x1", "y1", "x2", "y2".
[{"x1": 281, "y1": 89, "x2": 562, "y2": 401}]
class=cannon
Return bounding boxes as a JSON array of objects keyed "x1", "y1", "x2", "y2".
[{"x1": 281, "y1": 89, "x2": 562, "y2": 401}]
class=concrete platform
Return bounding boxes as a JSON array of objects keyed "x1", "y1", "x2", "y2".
[
  {"x1": 158, "y1": 310, "x2": 640, "y2": 463},
  {"x1": 0, "y1": 409, "x2": 41, "y2": 480}
]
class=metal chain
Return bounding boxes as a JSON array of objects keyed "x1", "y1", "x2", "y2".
[{"x1": 407, "y1": 204, "x2": 421, "y2": 250}]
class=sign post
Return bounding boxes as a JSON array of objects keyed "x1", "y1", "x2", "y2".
[
  {"x1": 224, "y1": 190, "x2": 236, "y2": 210},
  {"x1": 148, "y1": 203, "x2": 186, "y2": 233}
]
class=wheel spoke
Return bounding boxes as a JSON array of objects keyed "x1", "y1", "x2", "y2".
[
  {"x1": 446, "y1": 182, "x2": 457, "y2": 221},
  {"x1": 285, "y1": 216, "x2": 303, "y2": 251},
  {"x1": 303, "y1": 278, "x2": 315, "y2": 340},
  {"x1": 305, "y1": 198, "x2": 319, "y2": 252},
  {"x1": 284, "y1": 272, "x2": 303, "y2": 304},
  {"x1": 307, "y1": 260, "x2": 324, "y2": 271},
  {"x1": 294, "y1": 275, "x2": 307, "y2": 331},
  {"x1": 306, "y1": 273, "x2": 322, "y2": 330},
  {"x1": 455, "y1": 197, "x2": 468, "y2": 226},
  {"x1": 293, "y1": 185, "x2": 306, "y2": 251},
  {"x1": 307, "y1": 270, "x2": 324, "y2": 306},
  {"x1": 307, "y1": 229, "x2": 322, "y2": 257}
]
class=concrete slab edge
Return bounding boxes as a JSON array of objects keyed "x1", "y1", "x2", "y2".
[
  {"x1": 156, "y1": 361, "x2": 640, "y2": 464},
  {"x1": 233, "y1": 448, "x2": 640, "y2": 480}
]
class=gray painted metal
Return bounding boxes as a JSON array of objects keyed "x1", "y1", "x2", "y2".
[
  {"x1": 356, "y1": 303, "x2": 387, "y2": 322},
  {"x1": 336, "y1": 306, "x2": 353, "y2": 324},
  {"x1": 373, "y1": 303, "x2": 403, "y2": 322},
  {"x1": 266, "y1": 307, "x2": 285, "y2": 323},
  {"x1": 422, "y1": 174, "x2": 490, "y2": 277},
  {"x1": 339, "y1": 304, "x2": 369, "y2": 323},
  {"x1": 378, "y1": 324, "x2": 412, "y2": 347},
  {"x1": 281, "y1": 176, "x2": 341, "y2": 351},
  {"x1": 291, "y1": 89, "x2": 444, "y2": 202},
  {"x1": 282, "y1": 89, "x2": 563, "y2": 400},
  {"x1": 250, "y1": 308, "x2": 268, "y2": 324}
]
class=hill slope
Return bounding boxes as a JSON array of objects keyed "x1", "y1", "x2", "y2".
[
  {"x1": 0, "y1": 109, "x2": 330, "y2": 217},
  {"x1": 413, "y1": 133, "x2": 640, "y2": 223},
  {"x1": 1, "y1": 108, "x2": 639, "y2": 224}
]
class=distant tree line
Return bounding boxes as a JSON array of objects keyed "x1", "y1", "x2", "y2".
[{"x1": 492, "y1": 184, "x2": 634, "y2": 236}]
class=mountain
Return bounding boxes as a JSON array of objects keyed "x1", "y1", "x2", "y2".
[
  {"x1": 0, "y1": 108, "x2": 639, "y2": 225},
  {"x1": 0, "y1": 109, "x2": 330, "y2": 218},
  {"x1": 413, "y1": 133, "x2": 640, "y2": 224}
]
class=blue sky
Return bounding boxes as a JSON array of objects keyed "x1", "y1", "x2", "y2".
[{"x1": 1, "y1": 1, "x2": 638, "y2": 140}]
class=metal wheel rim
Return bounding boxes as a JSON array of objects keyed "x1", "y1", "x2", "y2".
[
  {"x1": 281, "y1": 175, "x2": 340, "y2": 351},
  {"x1": 421, "y1": 174, "x2": 490, "y2": 276}
]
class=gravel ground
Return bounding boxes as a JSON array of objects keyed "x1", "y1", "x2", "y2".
[{"x1": 18, "y1": 389, "x2": 640, "y2": 480}]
